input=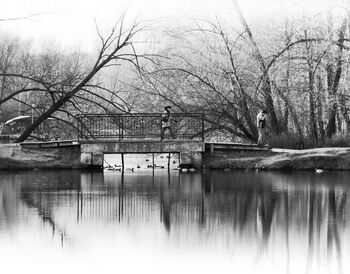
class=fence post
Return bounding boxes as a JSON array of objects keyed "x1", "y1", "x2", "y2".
[
  {"x1": 201, "y1": 113, "x2": 205, "y2": 141},
  {"x1": 121, "y1": 153, "x2": 125, "y2": 171},
  {"x1": 159, "y1": 113, "x2": 162, "y2": 140},
  {"x1": 121, "y1": 116, "x2": 124, "y2": 140},
  {"x1": 77, "y1": 115, "x2": 80, "y2": 141}
]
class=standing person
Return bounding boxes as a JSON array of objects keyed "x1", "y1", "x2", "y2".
[
  {"x1": 256, "y1": 109, "x2": 267, "y2": 145},
  {"x1": 161, "y1": 106, "x2": 176, "y2": 140}
]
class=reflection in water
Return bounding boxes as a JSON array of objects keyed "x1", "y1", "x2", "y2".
[{"x1": 0, "y1": 170, "x2": 349, "y2": 273}]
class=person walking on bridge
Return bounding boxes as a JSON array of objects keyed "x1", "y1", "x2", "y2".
[
  {"x1": 256, "y1": 109, "x2": 267, "y2": 146},
  {"x1": 161, "y1": 106, "x2": 176, "y2": 140}
]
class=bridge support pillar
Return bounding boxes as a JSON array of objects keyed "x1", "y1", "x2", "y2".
[
  {"x1": 80, "y1": 152, "x2": 104, "y2": 168},
  {"x1": 179, "y1": 152, "x2": 202, "y2": 169}
]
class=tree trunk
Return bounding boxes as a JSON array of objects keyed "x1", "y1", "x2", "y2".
[
  {"x1": 232, "y1": 0, "x2": 279, "y2": 135},
  {"x1": 263, "y1": 77, "x2": 279, "y2": 135},
  {"x1": 223, "y1": 33, "x2": 257, "y2": 138},
  {"x1": 326, "y1": 18, "x2": 346, "y2": 138},
  {"x1": 305, "y1": 30, "x2": 318, "y2": 141},
  {"x1": 316, "y1": 75, "x2": 325, "y2": 140},
  {"x1": 326, "y1": 62, "x2": 336, "y2": 137},
  {"x1": 308, "y1": 69, "x2": 317, "y2": 141},
  {"x1": 338, "y1": 92, "x2": 350, "y2": 135},
  {"x1": 309, "y1": 87, "x2": 318, "y2": 141},
  {"x1": 281, "y1": 22, "x2": 292, "y2": 133}
]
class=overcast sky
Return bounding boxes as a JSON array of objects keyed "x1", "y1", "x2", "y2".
[{"x1": 0, "y1": 0, "x2": 347, "y2": 52}]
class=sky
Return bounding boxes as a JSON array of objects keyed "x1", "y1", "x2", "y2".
[{"x1": 0, "y1": 0, "x2": 348, "y2": 52}]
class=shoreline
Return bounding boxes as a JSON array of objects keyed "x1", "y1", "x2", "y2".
[
  {"x1": 1, "y1": 143, "x2": 350, "y2": 171},
  {"x1": 203, "y1": 147, "x2": 350, "y2": 171}
]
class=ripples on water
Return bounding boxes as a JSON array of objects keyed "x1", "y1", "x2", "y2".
[{"x1": 0, "y1": 167, "x2": 349, "y2": 274}]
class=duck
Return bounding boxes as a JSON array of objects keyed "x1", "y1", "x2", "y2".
[
  {"x1": 315, "y1": 168, "x2": 324, "y2": 174},
  {"x1": 172, "y1": 160, "x2": 176, "y2": 164},
  {"x1": 137, "y1": 165, "x2": 141, "y2": 168},
  {"x1": 145, "y1": 159, "x2": 150, "y2": 162}
]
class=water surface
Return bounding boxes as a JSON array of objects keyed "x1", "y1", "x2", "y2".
[{"x1": 0, "y1": 168, "x2": 349, "y2": 274}]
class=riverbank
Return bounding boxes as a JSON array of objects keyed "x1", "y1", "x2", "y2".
[
  {"x1": 0, "y1": 143, "x2": 81, "y2": 170},
  {"x1": 203, "y1": 147, "x2": 350, "y2": 171}
]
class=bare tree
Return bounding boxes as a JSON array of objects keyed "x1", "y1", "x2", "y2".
[{"x1": 0, "y1": 17, "x2": 145, "y2": 142}]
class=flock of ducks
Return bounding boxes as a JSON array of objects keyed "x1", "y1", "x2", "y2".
[
  {"x1": 104, "y1": 164, "x2": 122, "y2": 171},
  {"x1": 104, "y1": 156, "x2": 187, "y2": 172}
]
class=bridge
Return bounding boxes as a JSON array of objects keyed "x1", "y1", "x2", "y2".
[
  {"x1": 75, "y1": 113, "x2": 269, "y2": 169},
  {"x1": 19, "y1": 113, "x2": 269, "y2": 169},
  {"x1": 76, "y1": 113, "x2": 204, "y2": 168}
]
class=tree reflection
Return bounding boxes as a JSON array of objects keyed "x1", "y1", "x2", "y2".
[{"x1": 18, "y1": 171, "x2": 81, "y2": 246}]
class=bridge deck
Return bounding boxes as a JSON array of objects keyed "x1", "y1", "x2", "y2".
[
  {"x1": 20, "y1": 139, "x2": 79, "y2": 148},
  {"x1": 20, "y1": 139, "x2": 270, "y2": 152}
]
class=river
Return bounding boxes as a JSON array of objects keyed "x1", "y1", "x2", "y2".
[{"x1": 0, "y1": 160, "x2": 349, "y2": 274}]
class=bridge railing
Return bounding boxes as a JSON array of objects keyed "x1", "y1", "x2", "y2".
[{"x1": 76, "y1": 113, "x2": 205, "y2": 141}]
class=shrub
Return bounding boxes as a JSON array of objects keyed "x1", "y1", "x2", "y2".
[
  {"x1": 321, "y1": 134, "x2": 350, "y2": 148},
  {"x1": 268, "y1": 132, "x2": 350, "y2": 149},
  {"x1": 268, "y1": 132, "x2": 303, "y2": 149}
]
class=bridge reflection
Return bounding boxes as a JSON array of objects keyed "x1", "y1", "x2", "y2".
[{"x1": 77, "y1": 171, "x2": 204, "y2": 228}]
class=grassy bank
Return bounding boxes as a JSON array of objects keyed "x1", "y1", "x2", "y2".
[{"x1": 203, "y1": 148, "x2": 350, "y2": 171}]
